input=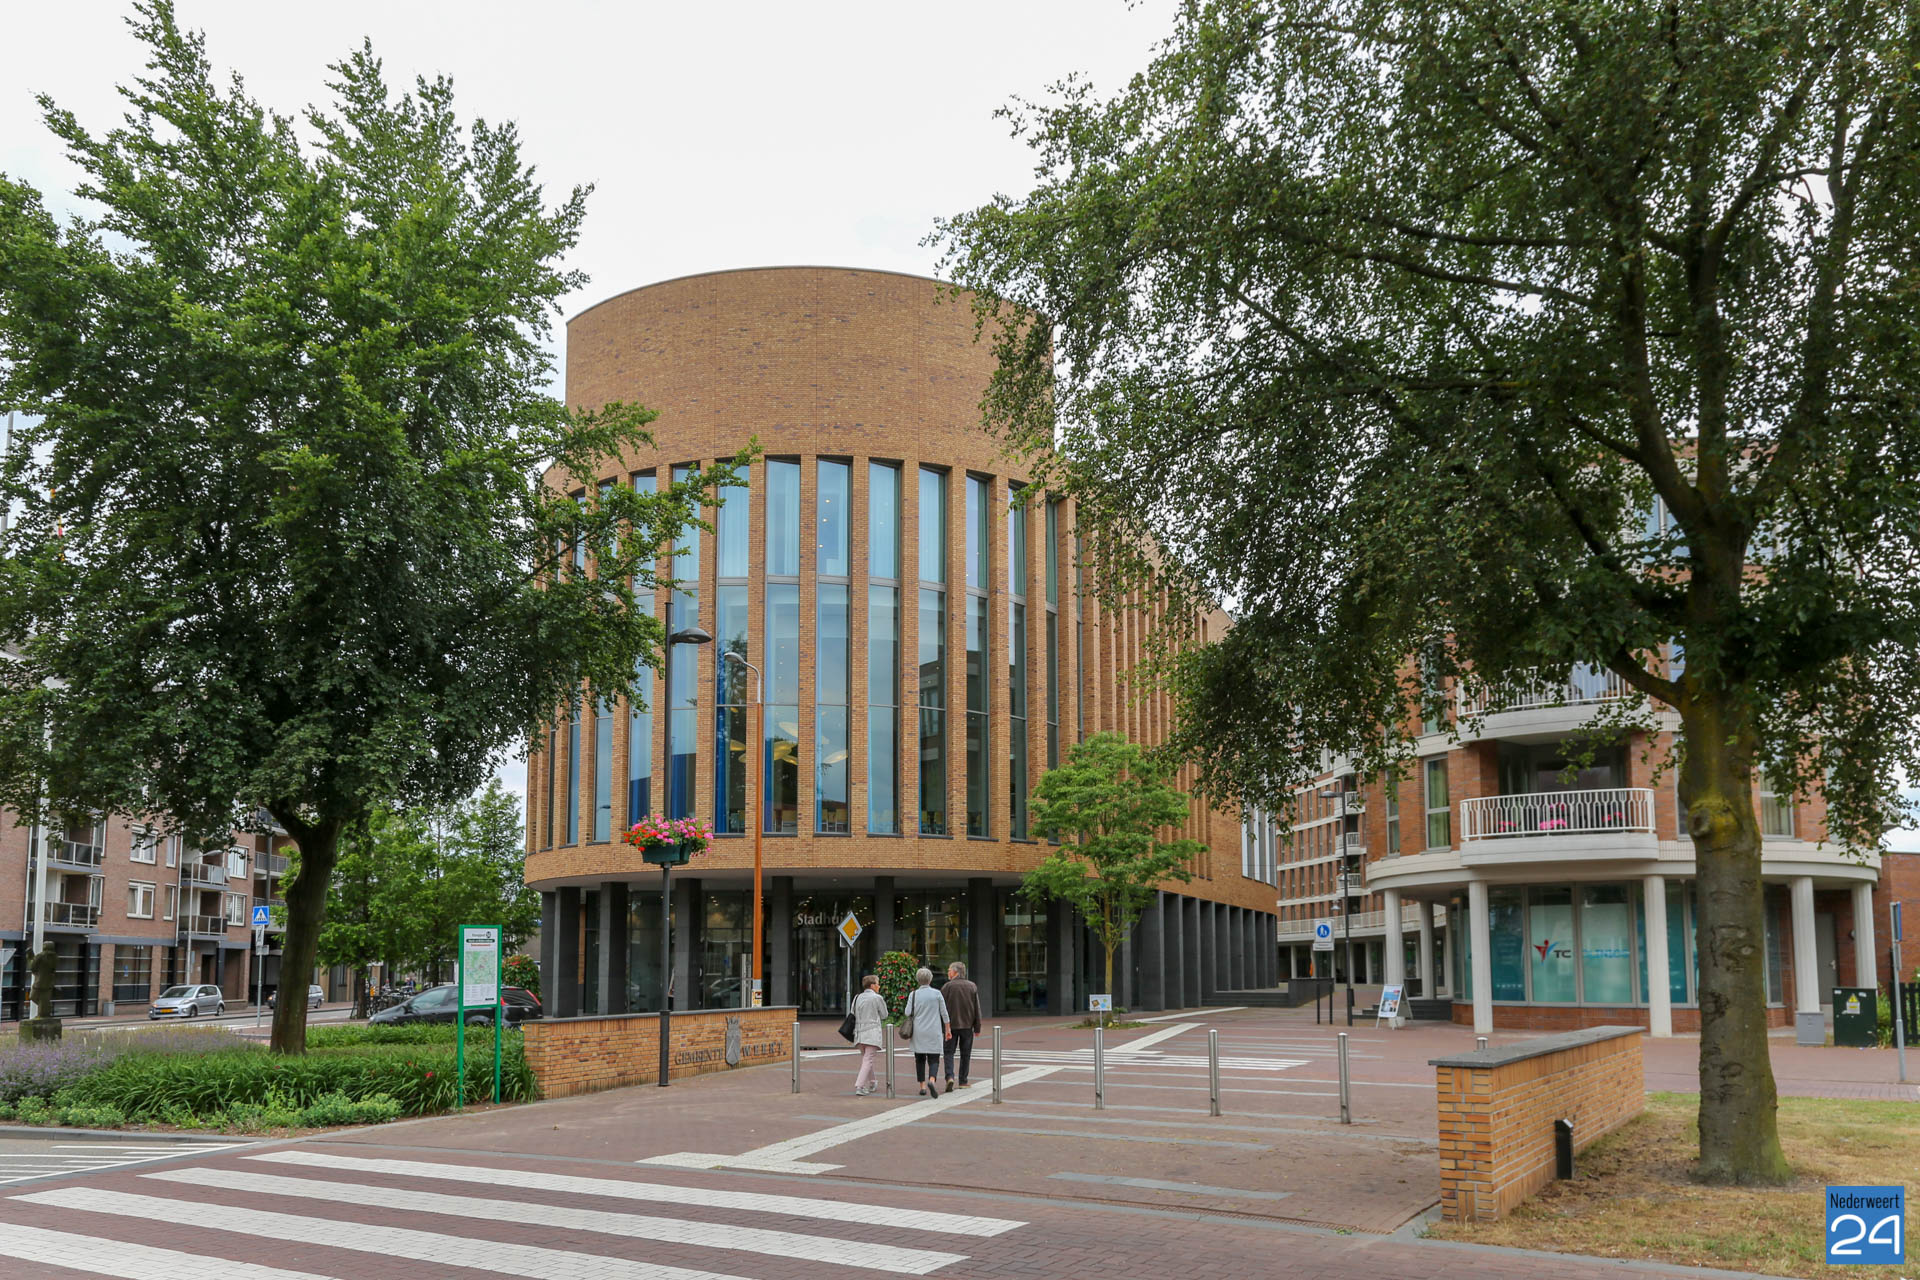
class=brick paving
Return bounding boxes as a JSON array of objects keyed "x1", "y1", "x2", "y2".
[{"x1": 0, "y1": 1004, "x2": 1901, "y2": 1278}]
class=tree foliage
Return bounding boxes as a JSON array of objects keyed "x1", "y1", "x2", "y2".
[
  {"x1": 1023, "y1": 732, "x2": 1201, "y2": 999},
  {"x1": 940, "y1": 0, "x2": 1919, "y2": 1182},
  {"x1": 0, "y1": 2, "x2": 739, "y2": 1053}
]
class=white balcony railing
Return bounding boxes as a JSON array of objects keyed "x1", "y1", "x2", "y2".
[
  {"x1": 181, "y1": 913, "x2": 229, "y2": 936},
  {"x1": 1456, "y1": 664, "x2": 1634, "y2": 718},
  {"x1": 1337, "y1": 833, "x2": 1367, "y2": 861},
  {"x1": 183, "y1": 863, "x2": 227, "y2": 889},
  {"x1": 1277, "y1": 902, "x2": 1448, "y2": 940},
  {"x1": 50, "y1": 840, "x2": 105, "y2": 868},
  {"x1": 1460, "y1": 787, "x2": 1654, "y2": 840},
  {"x1": 42, "y1": 901, "x2": 100, "y2": 928}
]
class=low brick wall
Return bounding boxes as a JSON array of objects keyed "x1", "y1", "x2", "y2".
[
  {"x1": 521, "y1": 1006, "x2": 796, "y2": 1098},
  {"x1": 1431, "y1": 1026, "x2": 1645, "y2": 1222},
  {"x1": 1449, "y1": 1002, "x2": 1789, "y2": 1032}
]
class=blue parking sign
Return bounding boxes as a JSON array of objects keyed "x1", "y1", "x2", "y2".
[{"x1": 1826, "y1": 1185, "x2": 1904, "y2": 1264}]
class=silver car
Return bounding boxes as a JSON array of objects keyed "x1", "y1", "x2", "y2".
[{"x1": 149, "y1": 983, "x2": 225, "y2": 1019}]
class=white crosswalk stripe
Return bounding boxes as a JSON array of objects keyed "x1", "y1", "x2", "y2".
[
  {"x1": 0, "y1": 1141, "x2": 247, "y2": 1185},
  {"x1": 148, "y1": 1166, "x2": 967, "y2": 1274},
  {"x1": 0, "y1": 1221, "x2": 334, "y2": 1280},
  {"x1": 3, "y1": 1155, "x2": 1028, "y2": 1279},
  {"x1": 248, "y1": 1149, "x2": 1024, "y2": 1235},
  {"x1": 1002, "y1": 1050, "x2": 1309, "y2": 1071}
]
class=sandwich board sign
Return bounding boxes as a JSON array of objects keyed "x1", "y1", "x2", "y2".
[
  {"x1": 1312, "y1": 919, "x2": 1335, "y2": 951},
  {"x1": 1376, "y1": 984, "x2": 1404, "y2": 1029}
]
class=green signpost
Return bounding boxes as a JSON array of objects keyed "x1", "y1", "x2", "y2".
[{"x1": 456, "y1": 924, "x2": 503, "y2": 1108}]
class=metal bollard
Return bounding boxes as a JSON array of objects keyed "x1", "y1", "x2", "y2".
[
  {"x1": 1208, "y1": 1028, "x2": 1221, "y2": 1117},
  {"x1": 791, "y1": 1021, "x2": 801, "y2": 1094},
  {"x1": 1477, "y1": 1036, "x2": 1489, "y2": 1052},
  {"x1": 1093, "y1": 1026, "x2": 1106, "y2": 1111},
  {"x1": 992, "y1": 1025, "x2": 1003, "y2": 1104},
  {"x1": 1336, "y1": 1031, "x2": 1351, "y2": 1125},
  {"x1": 885, "y1": 1037, "x2": 896, "y2": 1098}
]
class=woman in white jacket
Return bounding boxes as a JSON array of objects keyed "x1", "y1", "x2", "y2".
[{"x1": 850, "y1": 974, "x2": 888, "y2": 1096}]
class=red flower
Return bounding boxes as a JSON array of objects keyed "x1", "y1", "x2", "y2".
[{"x1": 424, "y1": 1071, "x2": 434, "y2": 1079}]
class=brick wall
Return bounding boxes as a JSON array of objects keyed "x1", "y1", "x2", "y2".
[
  {"x1": 1448, "y1": 1001, "x2": 1789, "y2": 1032},
  {"x1": 521, "y1": 1005, "x2": 796, "y2": 1098},
  {"x1": 1433, "y1": 1026, "x2": 1644, "y2": 1221}
]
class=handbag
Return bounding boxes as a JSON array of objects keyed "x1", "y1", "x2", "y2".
[
  {"x1": 896, "y1": 990, "x2": 916, "y2": 1043},
  {"x1": 837, "y1": 999, "x2": 858, "y2": 1044}
]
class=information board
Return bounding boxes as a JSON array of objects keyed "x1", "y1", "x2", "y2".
[
  {"x1": 460, "y1": 925, "x2": 500, "y2": 1010},
  {"x1": 1089, "y1": 993, "x2": 1113, "y2": 1012}
]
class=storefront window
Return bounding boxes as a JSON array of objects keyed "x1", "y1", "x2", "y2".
[
  {"x1": 1580, "y1": 884, "x2": 1635, "y2": 1004},
  {"x1": 698, "y1": 891, "x2": 750, "y2": 1009},
  {"x1": 1489, "y1": 887, "x2": 1526, "y2": 1000},
  {"x1": 1001, "y1": 889, "x2": 1047, "y2": 1010},
  {"x1": 1529, "y1": 887, "x2": 1576, "y2": 1002},
  {"x1": 894, "y1": 890, "x2": 968, "y2": 976},
  {"x1": 788, "y1": 892, "x2": 875, "y2": 1014}
]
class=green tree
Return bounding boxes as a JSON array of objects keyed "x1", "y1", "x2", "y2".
[
  {"x1": 1023, "y1": 732, "x2": 1202, "y2": 1001},
  {"x1": 312, "y1": 807, "x2": 434, "y2": 1017},
  {"x1": 940, "y1": 1, "x2": 1919, "y2": 1182},
  {"x1": 412, "y1": 781, "x2": 542, "y2": 981},
  {"x1": 0, "y1": 3, "x2": 739, "y2": 1053}
]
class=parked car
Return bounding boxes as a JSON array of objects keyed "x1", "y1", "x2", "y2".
[
  {"x1": 268, "y1": 984, "x2": 324, "y2": 1011},
  {"x1": 367, "y1": 983, "x2": 540, "y2": 1028},
  {"x1": 149, "y1": 984, "x2": 224, "y2": 1019}
]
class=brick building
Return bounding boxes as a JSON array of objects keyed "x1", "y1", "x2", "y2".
[
  {"x1": 0, "y1": 806, "x2": 293, "y2": 1019},
  {"x1": 525, "y1": 266, "x2": 1279, "y2": 1018},
  {"x1": 1270, "y1": 662, "x2": 1918, "y2": 1037}
]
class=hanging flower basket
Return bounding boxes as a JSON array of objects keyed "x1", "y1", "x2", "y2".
[{"x1": 623, "y1": 815, "x2": 714, "y2": 867}]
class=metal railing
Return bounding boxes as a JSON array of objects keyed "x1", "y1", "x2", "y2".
[
  {"x1": 257, "y1": 851, "x2": 290, "y2": 876},
  {"x1": 1460, "y1": 787, "x2": 1654, "y2": 840},
  {"x1": 50, "y1": 840, "x2": 105, "y2": 868},
  {"x1": 181, "y1": 913, "x2": 229, "y2": 936},
  {"x1": 1277, "y1": 902, "x2": 1448, "y2": 940},
  {"x1": 1456, "y1": 664, "x2": 1634, "y2": 718},
  {"x1": 182, "y1": 863, "x2": 227, "y2": 888},
  {"x1": 42, "y1": 901, "x2": 100, "y2": 928}
]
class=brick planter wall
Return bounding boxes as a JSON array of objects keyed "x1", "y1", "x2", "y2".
[
  {"x1": 1431, "y1": 1026, "x2": 1644, "y2": 1221},
  {"x1": 1449, "y1": 1002, "x2": 1790, "y2": 1032},
  {"x1": 522, "y1": 1006, "x2": 796, "y2": 1098}
]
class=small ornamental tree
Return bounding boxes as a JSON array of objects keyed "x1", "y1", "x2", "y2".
[
  {"x1": 1023, "y1": 732, "x2": 1203, "y2": 1000},
  {"x1": 502, "y1": 953, "x2": 540, "y2": 999},
  {"x1": 876, "y1": 951, "x2": 919, "y2": 1020}
]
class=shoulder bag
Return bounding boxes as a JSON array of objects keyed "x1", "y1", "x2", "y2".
[
  {"x1": 837, "y1": 998, "x2": 858, "y2": 1043},
  {"x1": 896, "y1": 990, "x2": 917, "y2": 1043}
]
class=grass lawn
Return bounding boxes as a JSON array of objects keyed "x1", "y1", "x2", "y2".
[{"x1": 1428, "y1": 1092, "x2": 1918, "y2": 1278}]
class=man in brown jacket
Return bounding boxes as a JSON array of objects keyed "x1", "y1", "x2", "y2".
[{"x1": 941, "y1": 961, "x2": 982, "y2": 1091}]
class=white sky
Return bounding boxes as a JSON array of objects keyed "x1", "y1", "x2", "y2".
[{"x1": 2, "y1": 0, "x2": 1177, "y2": 812}]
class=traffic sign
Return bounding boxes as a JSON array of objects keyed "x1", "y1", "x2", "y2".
[
  {"x1": 251, "y1": 904, "x2": 271, "y2": 928},
  {"x1": 1312, "y1": 919, "x2": 1335, "y2": 952},
  {"x1": 837, "y1": 912, "x2": 862, "y2": 946},
  {"x1": 1893, "y1": 902, "x2": 1903, "y2": 943}
]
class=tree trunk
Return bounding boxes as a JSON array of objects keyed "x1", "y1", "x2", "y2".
[
  {"x1": 270, "y1": 816, "x2": 341, "y2": 1055},
  {"x1": 1682, "y1": 692, "x2": 1791, "y2": 1184}
]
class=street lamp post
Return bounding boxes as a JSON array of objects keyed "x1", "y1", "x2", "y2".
[
  {"x1": 659, "y1": 627, "x2": 713, "y2": 1087},
  {"x1": 721, "y1": 651, "x2": 765, "y2": 1010}
]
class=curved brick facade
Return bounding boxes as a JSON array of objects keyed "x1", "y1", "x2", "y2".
[{"x1": 526, "y1": 267, "x2": 1277, "y2": 1019}]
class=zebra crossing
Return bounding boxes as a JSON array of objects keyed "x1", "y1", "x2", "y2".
[
  {"x1": 1000, "y1": 1048, "x2": 1309, "y2": 1072},
  {"x1": 0, "y1": 1150, "x2": 1028, "y2": 1279},
  {"x1": 0, "y1": 1139, "x2": 248, "y2": 1185}
]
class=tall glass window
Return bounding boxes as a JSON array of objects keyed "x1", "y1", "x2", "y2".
[
  {"x1": 867, "y1": 463, "x2": 901, "y2": 834},
  {"x1": 1580, "y1": 884, "x2": 1635, "y2": 1003},
  {"x1": 918, "y1": 467, "x2": 948, "y2": 835},
  {"x1": 1385, "y1": 779, "x2": 1401, "y2": 855},
  {"x1": 629, "y1": 472, "x2": 657, "y2": 823},
  {"x1": 1489, "y1": 886, "x2": 1525, "y2": 1000},
  {"x1": 1008, "y1": 485, "x2": 1029, "y2": 838},
  {"x1": 592, "y1": 699, "x2": 613, "y2": 842},
  {"x1": 714, "y1": 473, "x2": 751, "y2": 833},
  {"x1": 565, "y1": 710, "x2": 581, "y2": 844},
  {"x1": 1424, "y1": 757, "x2": 1450, "y2": 848},
  {"x1": 715, "y1": 584, "x2": 750, "y2": 833},
  {"x1": 544, "y1": 724, "x2": 556, "y2": 848},
  {"x1": 816, "y1": 461, "x2": 851, "y2": 833},
  {"x1": 764, "y1": 461, "x2": 801, "y2": 834},
  {"x1": 1044, "y1": 499, "x2": 1060, "y2": 771},
  {"x1": 668, "y1": 465, "x2": 700, "y2": 819},
  {"x1": 965, "y1": 476, "x2": 990, "y2": 837},
  {"x1": 1529, "y1": 886, "x2": 1576, "y2": 1001}
]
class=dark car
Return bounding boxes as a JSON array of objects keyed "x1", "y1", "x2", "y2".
[{"x1": 367, "y1": 983, "x2": 541, "y2": 1027}]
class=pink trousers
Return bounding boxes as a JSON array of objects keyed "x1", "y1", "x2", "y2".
[{"x1": 854, "y1": 1043, "x2": 880, "y2": 1092}]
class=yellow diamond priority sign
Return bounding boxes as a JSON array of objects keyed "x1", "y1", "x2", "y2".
[{"x1": 838, "y1": 912, "x2": 862, "y2": 946}]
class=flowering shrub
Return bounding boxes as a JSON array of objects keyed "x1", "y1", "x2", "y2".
[
  {"x1": 0, "y1": 1041, "x2": 110, "y2": 1103},
  {"x1": 623, "y1": 814, "x2": 714, "y2": 856},
  {"x1": 877, "y1": 950, "x2": 919, "y2": 1019}
]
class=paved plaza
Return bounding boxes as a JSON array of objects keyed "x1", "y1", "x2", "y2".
[{"x1": 0, "y1": 1005, "x2": 1909, "y2": 1279}]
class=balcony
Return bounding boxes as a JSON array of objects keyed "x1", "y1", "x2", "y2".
[
  {"x1": 1461, "y1": 787, "x2": 1654, "y2": 840},
  {"x1": 182, "y1": 863, "x2": 227, "y2": 889},
  {"x1": 1277, "y1": 901, "x2": 1448, "y2": 940},
  {"x1": 46, "y1": 839, "x2": 105, "y2": 869},
  {"x1": 1337, "y1": 833, "x2": 1367, "y2": 861},
  {"x1": 181, "y1": 913, "x2": 229, "y2": 938},
  {"x1": 42, "y1": 901, "x2": 100, "y2": 929},
  {"x1": 257, "y1": 851, "x2": 290, "y2": 877},
  {"x1": 1456, "y1": 664, "x2": 1634, "y2": 719}
]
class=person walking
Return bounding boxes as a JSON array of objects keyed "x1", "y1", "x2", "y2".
[
  {"x1": 850, "y1": 974, "x2": 887, "y2": 1097},
  {"x1": 901, "y1": 967, "x2": 950, "y2": 1099},
  {"x1": 941, "y1": 961, "x2": 982, "y2": 1091}
]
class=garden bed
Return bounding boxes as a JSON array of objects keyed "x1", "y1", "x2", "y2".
[
  {"x1": 0, "y1": 1023, "x2": 537, "y2": 1133},
  {"x1": 1426, "y1": 1092, "x2": 1919, "y2": 1279}
]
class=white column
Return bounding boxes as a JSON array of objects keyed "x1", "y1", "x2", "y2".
[
  {"x1": 1441, "y1": 906, "x2": 1456, "y2": 998},
  {"x1": 1418, "y1": 900, "x2": 1436, "y2": 998},
  {"x1": 1790, "y1": 876, "x2": 1822, "y2": 1032},
  {"x1": 1852, "y1": 881, "x2": 1877, "y2": 990},
  {"x1": 1468, "y1": 880, "x2": 1493, "y2": 1035},
  {"x1": 1643, "y1": 875, "x2": 1672, "y2": 1038},
  {"x1": 1383, "y1": 888, "x2": 1405, "y2": 988}
]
